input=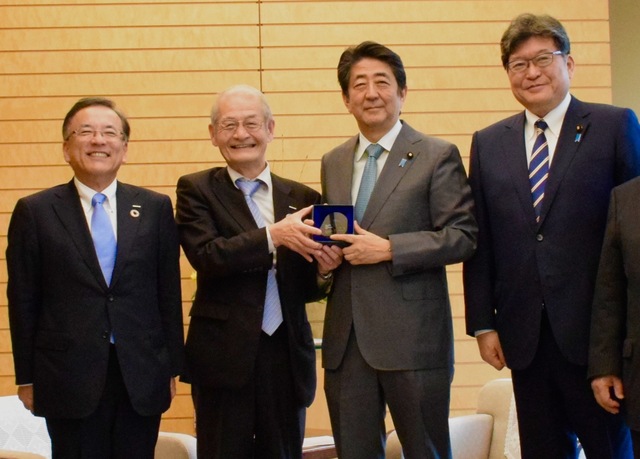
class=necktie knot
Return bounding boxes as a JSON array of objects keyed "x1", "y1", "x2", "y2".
[
  {"x1": 236, "y1": 179, "x2": 262, "y2": 198},
  {"x1": 535, "y1": 119, "x2": 548, "y2": 132},
  {"x1": 366, "y1": 143, "x2": 384, "y2": 160},
  {"x1": 92, "y1": 192, "x2": 107, "y2": 207}
]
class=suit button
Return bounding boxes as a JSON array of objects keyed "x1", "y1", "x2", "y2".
[
  {"x1": 536, "y1": 234, "x2": 544, "y2": 242},
  {"x1": 102, "y1": 331, "x2": 109, "y2": 339},
  {"x1": 108, "y1": 295, "x2": 114, "y2": 302}
]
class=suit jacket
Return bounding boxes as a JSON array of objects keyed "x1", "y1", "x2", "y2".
[
  {"x1": 175, "y1": 168, "x2": 323, "y2": 407},
  {"x1": 588, "y1": 177, "x2": 640, "y2": 430},
  {"x1": 320, "y1": 121, "x2": 478, "y2": 371},
  {"x1": 464, "y1": 96, "x2": 640, "y2": 370},
  {"x1": 7, "y1": 181, "x2": 184, "y2": 418}
]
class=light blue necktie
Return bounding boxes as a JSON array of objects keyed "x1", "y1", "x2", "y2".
[
  {"x1": 529, "y1": 120, "x2": 549, "y2": 222},
  {"x1": 354, "y1": 143, "x2": 385, "y2": 223},
  {"x1": 91, "y1": 193, "x2": 117, "y2": 286},
  {"x1": 236, "y1": 179, "x2": 283, "y2": 336}
]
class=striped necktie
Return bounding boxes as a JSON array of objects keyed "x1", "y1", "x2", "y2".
[
  {"x1": 236, "y1": 179, "x2": 283, "y2": 335},
  {"x1": 529, "y1": 120, "x2": 549, "y2": 222}
]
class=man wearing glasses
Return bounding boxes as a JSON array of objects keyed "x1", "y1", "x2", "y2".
[
  {"x1": 175, "y1": 85, "x2": 341, "y2": 458},
  {"x1": 463, "y1": 13, "x2": 640, "y2": 458},
  {"x1": 6, "y1": 98, "x2": 185, "y2": 458}
]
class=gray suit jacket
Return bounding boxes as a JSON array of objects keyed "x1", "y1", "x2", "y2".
[
  {"x1": 588, "y1": 176, "x2": 640, "y2": 430},
  {"x1": 320, "y1": 121, "x2": 477, "y2": 371}
]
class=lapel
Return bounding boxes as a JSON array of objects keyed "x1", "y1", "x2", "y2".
[
  {"x1": 498, "y1": 112, "x2": 539, "y2": 227},
  {"x1": 51, "y1": 181, "x2": 108, "y2": 288},
  {"x1": 360, "y1": 122, "x2": 421, "y2": 227},
  {"x1": 109, "y1": 182, "x2": 142, "y2": 288},
  {"x1": 271, "y1": 174, "x2": 295, "y2": 222},
  {"x1": 211, "y1": 168, "x2": 259, "y2": 232},
  {"x1": 538, "y1": 96, "x2": 589, "y2": 225},
  {"x1": 332, "y1": 136, "x2": 358, "y2": 205}
]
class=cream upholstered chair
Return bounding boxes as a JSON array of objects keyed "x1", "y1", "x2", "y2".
[
  {"x1": 0, "y1": 395, "x2": 196, "y2": 459},
  {"x1": 154, "y1": 432, "x2": 197, "y2": 459},
  {"x1": 0, "y1": 396, "x2": 50, "y2": 459},
  {"x1": 385, "y1": 378, "x2": 516, "y2": 459}
]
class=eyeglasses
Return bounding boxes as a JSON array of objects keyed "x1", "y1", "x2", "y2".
[
  {"x1": 216, "y1": 119, "x2": 264, "y2": 134},
  {"x1": 65, "y1": 128, "x2": 125, "y2": 141},
  {"x1": 507, "y1": 51, "x2": 564, "y2": 73}
]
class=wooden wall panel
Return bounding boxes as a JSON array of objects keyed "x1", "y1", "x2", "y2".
[{"x1": 0, "y1": 0, "x2": 614, "y2": 438}]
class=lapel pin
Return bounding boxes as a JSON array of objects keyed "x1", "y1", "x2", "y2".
[
  {"x1": 288, "y1": 205, "x2": 297, "y2": 211},
  {"x1": 130, "y1": 205, "x2": 141, "y2": 218},
  {"x1": 399, "y1": 152, "x2": 414, "y2": 167},
  {"x1": 575, "y1": 125, "x2": 584, "y2": 143}
]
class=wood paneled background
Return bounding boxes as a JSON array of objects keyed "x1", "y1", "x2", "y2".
[{"x1": 0, "y1": 0, "x2": 613, "y2": 436}]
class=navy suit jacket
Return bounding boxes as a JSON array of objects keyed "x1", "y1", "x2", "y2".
[
  {"x1": 7, "y1": 181, "x2": 184, "y2": 418},
  {"x1": 464, "y1": 96, "x2": 640, "y2": 370},
  {"x1": 175, "y1": 168, "x2": 323, "y2": 407}
]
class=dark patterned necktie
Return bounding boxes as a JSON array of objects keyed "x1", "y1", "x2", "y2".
[{"x1": 529, "y1": 120, "x2": 549, "y2": 222}]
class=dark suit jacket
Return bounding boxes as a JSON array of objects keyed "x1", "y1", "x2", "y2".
[
  {"x1": 464, "y1": 96, "x2": 640, "y2": 370},
  {"x1": 320, "y1": 121, "x2": 477, "y2": 372},
  {"x1": 175, "y1": 168, "x2": 323, "y2": 408},
  {"x1": 588, "y1": 177, "x2": 640, "y2": 430},
  {"x1": 7, "y1": 181, "x2": 184, "y2": 418}
]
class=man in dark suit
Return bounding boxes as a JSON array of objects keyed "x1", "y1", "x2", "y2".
[
  {"x1": 321, "y1": 41, "x2": 478, "y2": 458},
  {"x1": 463, "y1": 13, "x2": 640, "y2": 458},
  {"x1": 175, "y1": 85, "x2": 341, "y2": 458},
  {"x1": 589, "y1": 176, "x2": 640, "y2": 457},
  {"x1": 6, "y1": 97, "x2": 184, "y2": 459}
]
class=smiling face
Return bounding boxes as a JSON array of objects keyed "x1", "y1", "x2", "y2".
[
  {"x1": 343, "y1": 57, "x2": 407, "y2": 142},
  {"x1": 63, "y1": 105, "x2": 128, "y2": 191},
  {"x1": 209, "y1": 90, "x2": 274, "y2": 179},
  {"x1": 507, "y1": 35, "x2": 574, "y2": 118}
]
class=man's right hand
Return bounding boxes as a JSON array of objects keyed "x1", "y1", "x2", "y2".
[
  {"x1": 270, "y1": 205, "x2": 323, "y2": 262},
  {"x1": 18, "y1": 385, "x2": 34, "y2": 412},
  {"x1": 476, "y1": 331, "x2": 506, "y2": 370}
]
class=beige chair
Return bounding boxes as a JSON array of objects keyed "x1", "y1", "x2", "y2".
[
  {"x1": 155, "y1": 432, "x2": 197, "y2": 459},
  {"x1": 0, "y1": 395, "x2": 197, "y2": 459},
  {"x1": 386, "y1": 378, "x2": 516, "y2": 459}
]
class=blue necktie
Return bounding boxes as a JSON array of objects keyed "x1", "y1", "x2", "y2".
[
  {"x1": 529, "y1": 120, "x2": 550, "y2": 222},
  {"x1": 91, "y1": 193, "x2": 117, "y2": 286},
  {"x1": 236, "y1": 179, "x2": 283, "y2": 336},
  {"x1": 355, "y1": 143, "x2": 385, "y2": 223}
]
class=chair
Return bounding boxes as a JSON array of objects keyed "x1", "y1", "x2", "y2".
[
  {"x1": 0, "y1": 396, "x2": 50, "y2": 459},
  {"x1": 0, "y1": 395, "x2": 197, "y2": 459},
  {"x1": 155, "y1": 432, "x2": 197, "y2": 459},
  {"x1": 385, "y1": 378, "x2": 515, "y2": 459}
]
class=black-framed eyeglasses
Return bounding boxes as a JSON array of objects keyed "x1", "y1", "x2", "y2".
[{"x1": 507, "y1": 51, "x2": 564, "y2": 73}]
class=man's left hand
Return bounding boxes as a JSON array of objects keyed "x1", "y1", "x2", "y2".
[{"x1": 330, "y1": 222, "x2": 392, "y2": 265}]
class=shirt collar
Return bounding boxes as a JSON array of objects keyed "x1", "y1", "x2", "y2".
[
  {"x1": 74, "y1": 177, "x2": 118, "y2": 211},
  {"x1": 525, "y1": 92, "x2": 571, "y2": 140},
  {"x1": 355, "y1": 119, "x2": 403, "y2": 161},
  {"x1": 228, "y1": 163, "x2": 273, "y2": 191}
]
